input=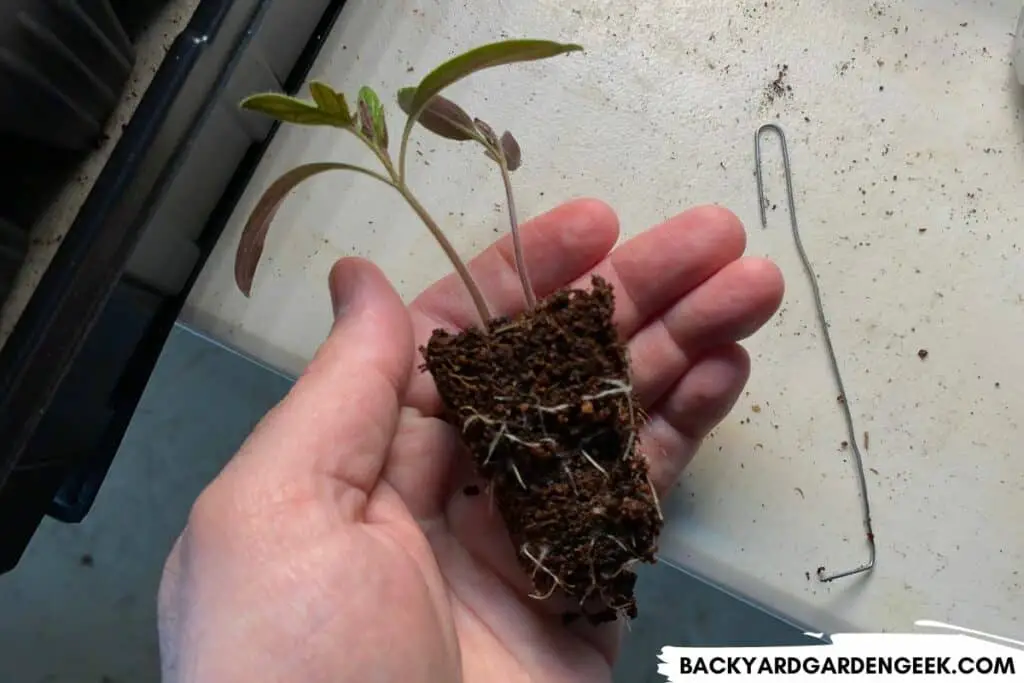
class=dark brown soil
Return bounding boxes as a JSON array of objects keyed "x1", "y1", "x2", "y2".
[
  {"x1": 422, "y1": 276, "x2": 663, "y2": 624},
  {"x1": 764, "y1": 64, "x2": 792, "y2": 104}
]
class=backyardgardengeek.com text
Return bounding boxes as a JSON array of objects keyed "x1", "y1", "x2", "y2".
[{"x1": 679, "y1": 655, "x2": 1017, "y2": 676}]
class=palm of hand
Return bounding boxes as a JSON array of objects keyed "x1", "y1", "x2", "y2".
[{"x1": 158, "y1": 201, "x2": 783, "y2": 683}]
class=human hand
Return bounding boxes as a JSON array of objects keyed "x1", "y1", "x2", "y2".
[{"x1": 157, "y1": 200, "x2": 784, "y2": 683}]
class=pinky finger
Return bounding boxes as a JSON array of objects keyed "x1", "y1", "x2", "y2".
[{"x1": 640, "y1": 344, "x2": 751, "y2": 495}]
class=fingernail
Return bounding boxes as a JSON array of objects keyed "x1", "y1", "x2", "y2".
[
  {"x1": 330, "y1": 259, "x2": 372, "y2": 320},
  {"x1": 329, "y1": 263, "x2": 350, "y2": 320},
  {"x1": 330, "y1": 289, "x2": 344, "y2": 320}
]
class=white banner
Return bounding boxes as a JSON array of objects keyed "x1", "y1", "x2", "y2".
[{"x1": 658, "y1": 621, "x2": 1024, "y2": 682}]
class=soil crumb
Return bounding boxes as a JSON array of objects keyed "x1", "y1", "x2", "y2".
[{"x1": 423, "y1": 276, "x2": 662, "y2": 624}]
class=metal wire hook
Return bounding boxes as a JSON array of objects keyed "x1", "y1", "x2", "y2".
[{"x1": 754, "y1": 122, "x2": 876, "y2": 584}]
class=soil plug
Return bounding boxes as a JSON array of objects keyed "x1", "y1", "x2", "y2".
[{"x1": 233, "y1": 39, "x2": 664, "y2": 625}]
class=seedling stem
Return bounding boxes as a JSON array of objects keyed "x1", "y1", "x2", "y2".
[{"x1": 233, "y1": 39, "x2": 582, "y2": 326}]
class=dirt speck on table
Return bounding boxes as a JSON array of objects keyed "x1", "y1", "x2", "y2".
[{"x1": 764, "y1": 64, "x2": 792, "y2": 105}]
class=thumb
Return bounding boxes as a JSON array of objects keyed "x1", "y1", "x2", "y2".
[{"x1": 237, "y1": 257, "x2": 414, "y2": 489}]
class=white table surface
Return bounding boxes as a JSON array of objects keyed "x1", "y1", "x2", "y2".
[{"x1": 182, "y1": 0, "x2": 1024, "y2": 639}]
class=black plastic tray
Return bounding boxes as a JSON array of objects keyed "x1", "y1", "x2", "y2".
[{"x1": 0, "y1": 0, "x2": 347, "y2": 572}]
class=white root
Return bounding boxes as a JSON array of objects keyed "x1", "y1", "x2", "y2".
[
  {"x1": 601, "y1": 378, "x2": 637, "y2": 426},
  {"x1": 602, "y1": 558, "x2": 641, "y2": 581},
  {"x1": 604, "y1": 534, "x2": 633, "y2": 554},
  {"x1": 504, "y1": 432, "x2": 556, "y2": 449},
  {"x1": 461, "y1": 410, "x2": 498, "y2": 430},
  {"x1": 589, "y1": 378, "x2": 634, "y2": 403},
  {"x1": 607, "y1": 597, "x2": 634, "y2": 611},
  {"x1": 579, "y1": 449, "x2": 609, "y2": 477},
  {"x1": 535, "y1": 403, "x2": 552, "y2": 438},
  {"x1": 647, "y1": 474, "x2": 664, "y2": 521},
  {"x1": 463, "y1": 380, "x2": 636, "y2": 422},
  {"x1": 563, "y1": 464, "x2": 579, "y2": 496},
  {"x1": 623, "y1": 430, "x2": 636, "y2": 461},
  {"x1": 528, "y1": 378, "x2": 637, "y2": 416},
  {"x1": 521, "y1": 544, "x2": 567, "y2": 600},
  {"x1": 583, "y1": 537, "x2": 598, "y2": 605},
  {"x1": 484, "y1": 422, "x2": 507, "y2": 466},
  {"x1": 463, "y1": 408, "x2": 555, "y2": 459},
  {"x1": 490, "y1": 320, "x2": 528, "y2": 335},
  {"x1": 535, "y1": 402, "x2": 573, "y2": 414},
  {"x1": 460, "y1": 381, "x2": 640, "y2": 488},
  {"x1": 596, "y1": 535, "x2": 641, "y2": 580},
  {"x1": 510, "y1": 462, "x2": 527, "y2": 490},
  {"x1": 524, "y1": 544, "x2": 549, "y2": 579},
  {"x1": 529, "y1": 582, "x2": 561, "y2": 601}
]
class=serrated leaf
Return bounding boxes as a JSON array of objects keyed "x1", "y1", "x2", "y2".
[
  {"x1": 240, "y1": 93, "x2": 348, "y2": 127},
  {"x1": 235, "y1": 162, "x2": 387, "y2": 295},
  {"x1": 404, "y1": 39, "x2": 582, "y2": 130},
  {"x1": 397, "y1": 87, "x2": 475, "y2": 141},
  {"x1": 308, "y1": 81, "x2": 352, "y2": 123},
  {"x1": 500, "y1": 131, "x2": 521, "y2": 171},
  {"x1": 357, "y1": 86, "x2": 388, "y2": 147}
]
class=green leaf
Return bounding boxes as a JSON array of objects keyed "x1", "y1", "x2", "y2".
[
  {"x1": 357, "y1": 86, "x2": 388, "y2": 148},
  {"x1": 240, "y1": 93, "x2": 348, "y2": 127},
  {"x1": 397, "y1": 87, "x2": 476, "y2": 141},
  {"x1": 308, "y1": 81, "x2": 352, "y2": 123},
  {"x1": 235, "y1": 162, "x2": 394, "y2": 296},
  {"x1": 403, "y1": 39, "x2": 582, "y2": 128}
]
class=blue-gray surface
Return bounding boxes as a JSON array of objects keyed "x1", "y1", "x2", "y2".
[{"x1": 0, "y1": 325, "x2": 808, "y2": 683}]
